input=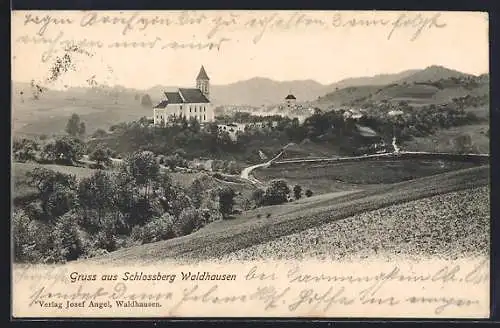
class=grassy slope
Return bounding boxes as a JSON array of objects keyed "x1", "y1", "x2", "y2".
[
  {"x1": 223, "y1": 186, "x2": 490, "y2": 261},
  {"x1": 403, "y1": 123, "x2": 490, "y2": 154},
  {"x1": 12, "y1": 162, "x2": 97, "y2": 200},
  {"x1": 87, "y1": 164, "x2": 489, "y2": 264},
  {"x1": 316, "y1": 75, "x2": 488, "y2": 108}
]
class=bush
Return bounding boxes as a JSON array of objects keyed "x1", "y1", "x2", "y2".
[
  {"x1": 251, "y1": 189, "x2": 265, "y2": 207},
  {"x1": 52, "y1": 211, "x2": 85, "y2": 262},
  {"x1": 45, "y1": 186, "x2": 78, "y2": 218},
  {"x1": 89, "y1": 145, "x2": 113, "y2": 167},
  {"x1": 241, "y1": 198, "x2": 252, "y2": 211},
  {"x1": 23, "y1": 200, "x2": 46, "y2": 221},
  {"x1": 134, "y1": 213, "x2": 177, "y2": 244},
  {"x1": 218, "y1": 187, "x2": 236, "y2": 219},
  {"x1": 13, "y1": 138, "x2": 39, "y2": 162},
  {"x1": 293, "y1": 184, "x2": 302, "y2": 200},
  {"x1": 305, "y1": 189, "x2": 313, "y2": 197},
  {"x1": 41, "y1": 136, "x2": 86, "y2": 164},
  {"x1": 174, "y1": 208, "x2": 205, "y2": 236},
  {"x1": 12, "y1": 210, "x2": 55, "y2": 263},
  {"x1": 263, "y1": 179, "x2": 290, "y2": 205}
]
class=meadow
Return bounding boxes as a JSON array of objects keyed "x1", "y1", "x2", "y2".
[{"x1": 253, "y1": 158, "x2": 481, "y2": 194}]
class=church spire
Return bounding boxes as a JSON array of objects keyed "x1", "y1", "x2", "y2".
[
  {"x1": 196, "y1": 65, "x2": 210, "y2": 100},
  {"x1": 196, "y1": 65, "x2": 210, "y2": 81}
]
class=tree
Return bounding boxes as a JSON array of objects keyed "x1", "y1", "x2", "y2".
[
  {"x1": 78, "y1": 170, "x2": 117, "y2": 226},
  {"x1": 251, "y1": 188, "x2": 265, "y2": 207},
  {"x1": 293, "y1": 184, "x2": 302, "y2": 200},
  {"x1": 218, "y1": 187, "x2": 236, "y2": 218},
  {"x1": 52, "y1": 211, "x2": 85, "y2": 262},
  {"x1": 42, "y1": 136, "x2": 86, "y2": 164},
  {"x1": 136, "y1": 212, "x2": 177, "y2": 243},
  {"x1": 65, "y1": 113, "x2": 86, "y2": 138},
  {"x1": 26, "y1": 167, "x2": 78, "y2": 218},
  {"x1": 122, "y1": 151, "x2": 160, "y2": 188},
  {"x1": 263, "y1": 179, "x2": 290, "y2": 205},
  {"x1": 45, "y1": 186, "x2": 78, "y2": 218},
  {"x1": 12, "y1": 210, "x2": 35, "y2": 262},
  {"x1": 241, "y1": 198, "x2": 252, "y2": 211},
  {"x1": 121, "y1": 151, "x2": 161, "y2": 212},
  {"x1": 305, "y1": 189, "x2": 313, "y2": 197},
  {"x1": 89, "y1": 145, "x2": 112, "y2": 167},
  {"x1": 13, "y1": 138, "x2": 39, "y2": 162},
  {"x1": 168, "y1": 191, "x2": 193, "y2": 218},
  {"x1": 174, "y1": 208, "x2": 204, "y2": 235},
  {"x1": 141, "y1": 94, "x2": 153, "y2": 107},
  {"x1": 188, "y1": 178, "x2": 204, "y2": 209},
  {"x1": 163, "y1": 155, "x2": 181, "y2": 171},
  {"x1": 189, "y1": 117, "x2": 201, "y2": 133},
  {"x1": 92, "y1": 129, "x2": 108, "y2": 138}
]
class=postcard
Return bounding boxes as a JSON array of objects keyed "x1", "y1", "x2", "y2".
[{"x1": 11, "y1": 10, "x2": 490, "y2": 318}]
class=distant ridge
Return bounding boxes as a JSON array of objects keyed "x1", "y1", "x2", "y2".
[
  {"x1": 396, "y1": 65, "x2": 475, "y2": 84},
  {"x1": 12, "y1": 65, "x2": 484, "y2": 107}
]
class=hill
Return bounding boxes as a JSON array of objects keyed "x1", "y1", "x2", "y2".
[
  {"x1": 11, "y1": 65, "x2": 488, "y2": 136},
  {"x1": 87, "y1": 164, "x2": 489, "y2": 264},
  {"x1": 331, "y1": 69, "x2": 419, "y2": 90},
  {"x1": 315, "y1": 68, "x2": 488, "y2": 110},
  {"x1": 210, "y1": 78, "x2": 328, "y2": 106},
  {"x1": 397, "y1": 65, "x2": 474, "y2": 84}
]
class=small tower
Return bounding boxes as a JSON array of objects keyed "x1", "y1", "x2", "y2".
[
  {"x1": 196, "y1": 65, "x2": 210, "y2": 100},
  {"x1": 285, "y1": 91, "x2": 297, "y2": 110}
]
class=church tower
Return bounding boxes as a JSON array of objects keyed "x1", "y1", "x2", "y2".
[{"x1": 196, "y1": 65, "x2": 210, "y2": 100}]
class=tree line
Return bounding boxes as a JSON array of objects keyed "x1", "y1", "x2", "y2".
[{"x1": 13, "y1": 150, "x2": 238, "y2": 264}]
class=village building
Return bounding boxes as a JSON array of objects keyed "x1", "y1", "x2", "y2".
[
  {"x1": 343, "y1": 108, "x2": 365, "y2": 120},
  {"x1": 285, "y1": 93, "x2": 297, "y2": 110},
  {"x1": 153, "y1": 66, "x2": 215, "y2": 126},
  {"x1": 217, "y1": 123, "x2": 246, "y2": 141}
]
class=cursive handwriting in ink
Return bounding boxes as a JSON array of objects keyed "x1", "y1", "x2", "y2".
[
  {"x1": 168, "y1": 284, "x2": 290, "y2": 315},
  {"x1": 288, "y1": 286, "x2": 355, "y2": 312},
  {"x1": 23, "y1": 13, "x2": 74, "y2": 36},
  {"x1": 387, "y1": 12, "x2": 447, "y2": 41},
  {"x1": 406, "y1": 295, "x2": 480, "y2": 315}
]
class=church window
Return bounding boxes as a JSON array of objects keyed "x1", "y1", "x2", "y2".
[
  {"x1": 195, "y1": 107, "x2": 197, "y2": 113},
  {"x1": 204, "y1": 114, "x2": 206, "y2": 121},
  {"x1": 190, "y1": 107, "x2": 192, "y2": 113}
]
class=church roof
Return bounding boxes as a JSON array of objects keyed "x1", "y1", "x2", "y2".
[
  {"x1": 164, "y1": 91, "x2": 183, "y2": 104},
  {"x1": 196, "y1": 66, "x2": 210, "y2": 80},
  {"x1": 179, "y1": 88, "x2": 210, "y2": 103},
  {"x1": 154, "y1": 88, "x2": 209, "y2": 108},
  {"x1": 285, "y1": 94, "x2": 296, "y2": 100}
]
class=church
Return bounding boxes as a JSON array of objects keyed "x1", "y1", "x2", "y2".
[{"x1": 153, "y1": 66, "x2": 214, "y2": 126}]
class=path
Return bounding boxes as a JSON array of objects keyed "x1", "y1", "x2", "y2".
[{"x1": 240, "y1": 143, "x2": 295, "y2": 185}]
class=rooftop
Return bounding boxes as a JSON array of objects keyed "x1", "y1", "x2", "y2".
[{"x1": 154, "y1": 88, "x2": 210, "y2": 108}]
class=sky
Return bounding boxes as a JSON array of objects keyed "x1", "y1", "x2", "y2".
[{"x1": 11, "y1": 10, "x2": 489, "y2": 90}]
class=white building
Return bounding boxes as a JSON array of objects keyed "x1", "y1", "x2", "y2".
[
  {"x1": 153, "y1": 66, "x2": 215, "y2": 126},
  {"x1": 217, "y1": 123, "x2": 246, "y2": 141}
]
